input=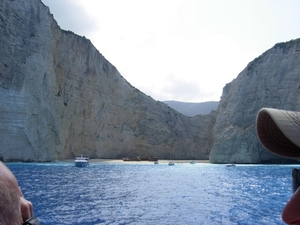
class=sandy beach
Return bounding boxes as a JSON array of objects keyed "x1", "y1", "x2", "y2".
[
  {"x1": 79, "y1": 159, "x2": 211, "y2": 164},
  {"x1": 62, "y1": 158, "x2": 211, "y2": 164}
]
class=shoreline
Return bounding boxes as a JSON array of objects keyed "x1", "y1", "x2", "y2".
[
  {"x1": 62, "y1": 159, "x2": 211, "y2": 164},
  {"x1": 3, "y1": 159, "x2": 211, "y2": 164}
]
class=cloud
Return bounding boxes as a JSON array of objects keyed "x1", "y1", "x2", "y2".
[
  {"x1": 162, "y1": 74, "x2": 217, "y2": 102},
  {"x1": 141, "y1": 71, "x2": 228, "y2": 103},
  {"x1": 42, "y1": 0, "x2": 99, "y2": 37}
]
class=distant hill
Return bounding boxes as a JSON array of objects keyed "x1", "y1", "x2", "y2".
[{"x1": 163, "y1": 101, "x2": 219, "y2": 116}]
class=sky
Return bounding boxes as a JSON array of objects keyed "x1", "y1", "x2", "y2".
[{"x1": 41, "y1": 0, "x2": 300, "y2": 103}]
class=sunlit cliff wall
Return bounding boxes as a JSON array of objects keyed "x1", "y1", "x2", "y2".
[{"x1": 210, "y1": 39, "x2": 300, "y2": 163}]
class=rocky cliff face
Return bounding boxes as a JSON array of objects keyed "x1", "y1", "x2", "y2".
[
  {"x1": 0, "y1": 0, "x2": 215, "y2": 161},
  {"x1": 210, "y1": 39, "x2": 300, "y2": 163}
]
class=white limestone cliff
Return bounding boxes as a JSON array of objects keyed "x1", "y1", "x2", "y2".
[{"x1": 210, "y1": 39, "x2": 300, "y2": 163}]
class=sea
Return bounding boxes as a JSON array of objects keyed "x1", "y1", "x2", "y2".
[{"x1": 6, "y1": 162, "x2": 296, "y2": 225}]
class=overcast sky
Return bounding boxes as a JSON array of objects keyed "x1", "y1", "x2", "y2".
[{"x1": 41, "y1": 0, "x2": 300, "y2": 103}]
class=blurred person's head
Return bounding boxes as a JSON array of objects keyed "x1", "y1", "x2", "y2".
[{"x1": 0, "y1": 161, "x2": 22, "y2": 224}]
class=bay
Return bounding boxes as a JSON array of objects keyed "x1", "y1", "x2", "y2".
[{"x1": 7, "y1": 163, "x2": 296, "y2": 225}]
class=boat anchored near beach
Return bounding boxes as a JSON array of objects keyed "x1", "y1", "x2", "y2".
[
  {"x1": 168, "y1": 161, "x2": 175, "y2": 166},
  {"x1": 75, "y1": 155, "x2": 89, "y2": 167},
  {"x1": 226, "y1": 164, "x2": 236, "y2": 167},
  {"x1": 168, "y1": 152, "x2": 174, "y2": 166}
]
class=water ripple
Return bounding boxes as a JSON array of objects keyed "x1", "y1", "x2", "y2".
[{"x1": 7, "y1": 163, "x2": 294, "y2": 225}]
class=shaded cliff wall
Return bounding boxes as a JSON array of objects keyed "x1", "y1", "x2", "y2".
[
  {"x1": 0, "y1": 0, "x2": 215, "y2": 161},
  {"x1": 210, "y1": 39, "x2": 300, "y2": 163}
]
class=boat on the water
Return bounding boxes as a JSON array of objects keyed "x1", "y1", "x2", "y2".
[
  {"x1": 123, "y1": 156, "x2": 159, "y2": 162},
  {"x1": 168, "y1": 152, "x2": 174, "y2": 166},
  {"x1": 226, "y1": 164, "x2": 236, "y2": 167},
  {"x1": 75, "y1": 155, "x2": 89, "y2": 167}
]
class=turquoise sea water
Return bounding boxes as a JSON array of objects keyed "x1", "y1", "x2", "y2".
[{"x1": 7, "y1": 163, "x2": 296, "y2": 225}]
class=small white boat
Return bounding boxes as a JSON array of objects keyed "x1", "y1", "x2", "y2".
[
  {"x1": 154, "y1": 161, "x2": 159, "y2": 164},
  {"x1": 226, "y1": 164, "x2": 236, "y2": 167},
  {"x1": 168, "y1": 152, "x2": 174, "y2": 166},
  {"x1": 190, "y1": 160, "x2": 195, "y2": 164},
  {"x1": 75, "y1": 155, "x2": 89, "y2": 167}
]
